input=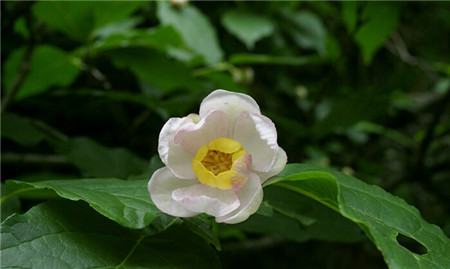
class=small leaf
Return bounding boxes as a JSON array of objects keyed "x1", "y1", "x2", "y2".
[
  {"x1": 157, "y1": 2, "x2": 223, "y2": 64},
  {"x1": 3, "y1": 178, "x2": 158, "y2": 229},
  {"x1": 341, "y1": 2, "x2": 359, "y2": 33},
  {"x1": 92, "y1": 25, "x2": 186, "y2": 54},
  {"x1": 283, "y1": 10, "x2": 327, "y2": 54},
  {"x1": 354, "y1": 3, "x2": 399, "y2": 64},
  {"x1": 222, "y1": 11, "x2": 274, "y2": 49},
  {"x1": 4, "y1": 46, "x2": 80, "y2": 99},
  {"x1": 1, "y1": 113, "x2": 47, "y2": 146},
  {"x1": 109, "y1": 48, "x2": 202, "y2": 93},
  {"x1": 0, "y1": 201, "x2": 220, "y2": 269},
  {"x1": 33, "y1": 2, "x2": 144, "y2": 42}
]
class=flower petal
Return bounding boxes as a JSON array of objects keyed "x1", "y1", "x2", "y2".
[
  {"x1": 258, "y1": 147, "x2": 287, "y2": 183},
  {"x1": 148, "y1": 167, "x2": 198, "y2": 218},
  {"x1": 174, "y1": 110, "x2": 229, "y2": 155},
  {"x1": 158, "y1": 116, "x2": 193, "y2": 164},
  {"x1": 172, "y1": 184, "x2": 240, "y2": 217},
  {"x1": 233, "y1": 112, "x2": 278, "y2": 172},
  {"x1": 216, "y1": 173, "x2": 263, "y2": 224},
  {"x1": 199, "y1": 89, "x2": 260, "y2": 122},
  {"x1": 160, "y1": 111, "x2": 229, "y2": 179}
]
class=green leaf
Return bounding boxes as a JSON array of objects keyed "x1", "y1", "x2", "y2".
[
  {"x1": 93, "y1": 17, "x2": 143, "y2": 39},
  {"x1": 283, "y1": 10, "x2": 327, "y2": 54},
  {"x1": 157, "y1": 2, "x2": 223, "y2": 65},
  {"x1": 110, "y1": 48, "x2": 201, "y2": 93},
  {"x1": 271, "y1": 164, "x2": 450, "y2": 269},
  {"x1": 222, "y1": 11, "x2": 275, "y2": 49},
  {"x1": 184, "y1": 215, "x2": 221, "y2": 251},
  {"x1": 1, "y1": 113, "x2": 47, "y2": 146},
  {"x1": 354, "y1": 3, "x2": 399, "y2": 64},
  {"x1": 341, "y1": 2, "x2": 359, "y2": 33},
  {"x1": 1, "y1": 183, "x2": 21, "y2": 221},
  {"x1": 3, "y1": 178, "x2": 157, "y2": 229},
  {"x1": 4, "y1": 45, "x2": 80, "y2": 99},
  {"x1": 1, "y1": 201, "x2": 220, "y2": 269},
  {"x1": 237, "y1": 186, "x2": 363, "y2": 243},
  {"x1": 33, "y1": 2, "x2": 144, "y2": 42},
  {"x1": 54, "y1": 137, "x2": 147, "y2": 178},
  {"x1": 92, "y1": 25, "x2": 186, "y2": 54}
]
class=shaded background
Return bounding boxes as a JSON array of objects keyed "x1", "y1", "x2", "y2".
[{"x1": 2, "y1": 1, "x2": 449, "y2": 268}]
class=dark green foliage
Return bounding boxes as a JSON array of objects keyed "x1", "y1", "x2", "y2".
[{"x1": 2, "y1": 2, "x2": 449, "y2": 269}]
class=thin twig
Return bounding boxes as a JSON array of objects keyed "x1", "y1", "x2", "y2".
[
  {"x1": 222, "y1": 237, "x2": 285, "y2": 252},
  {"x1": 386, "y1": 32, "x2": 438, "y2": 80},
  {"x1": 2, "y1": 153, "x2": 68, "y2": 165},
  {"x1": 1, "y1": 13, "x2": 35, "y2": 113}
]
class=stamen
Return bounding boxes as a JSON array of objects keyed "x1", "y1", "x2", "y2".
[{"x1": 201, "y1": 150, "x2": 232, "y2": 175}]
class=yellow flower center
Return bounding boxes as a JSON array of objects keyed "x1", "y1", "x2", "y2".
[{"x1": 192, "y1": 137, "x2": 246, "y2": 190}]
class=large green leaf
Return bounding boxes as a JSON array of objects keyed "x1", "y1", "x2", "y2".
[
  {"x1": 270, "y1": 164, "x2": 450, "y2": 269},
  {"x1": 222, "y1": 11, "x2": 274, "y2": 49},
  {"x1": 157, "y1": 2, "x2": 223, "y2": 65},
  {"x1": 1, "y1": 201, "x2": 220, "y2": 269},
  {"x1": 2, "y1": 178, "x2": 157, "y2": 229},
  {"x1": 33, "y1": 2, "x2": 144, "y2": 42},
  {"x1": 354, "y1": 3, "x2": 399, "y2": 64},
  {"x1": 237, "y1": 185, "x2": 364, "y2": 243},
  {"x1": 4, "y1": 46, "x2": 80, "y2": 99}
]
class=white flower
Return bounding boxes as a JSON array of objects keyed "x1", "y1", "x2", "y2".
[{"x1": 148, "y1": 89, "x2": 287, "y2": 224}]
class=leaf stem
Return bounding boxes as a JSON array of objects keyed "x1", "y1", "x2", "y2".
[
  {"x1": 0, "y1": 187, "x2": 35, "y2": 206},
  {"x1": 114, "y1": 233, "x2": 147, "y2": 269}
]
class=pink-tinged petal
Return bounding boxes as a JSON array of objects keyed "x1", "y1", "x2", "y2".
[
  {"x1": 172, "y1": 184, "x2": 240, "y2": 217},
  {"x1": 233, "y1": 112, "x2": 278, "y2": 172},
  {"x1": 199, "y1": 89, "x2": 261, "y2": 122},
  {"x1": 174, "y1": 110, "x2": 229, "y2": 155},
  {"x1": 148, "y1": 167, "x2": 198, "y2": 217},
  {"x1": 158, "y1": 116, "x2": 195, "y2": 165},
  {"x1": 216, "y1": 173, "x2": 263, "y2": 224},
  {"x1": 258, "y1": 147, "x2": 287, "y2": 183}
]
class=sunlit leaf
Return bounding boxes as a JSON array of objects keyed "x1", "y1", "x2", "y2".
[
  {"x1": 157, "y1": 2, "x2": 223, "y2": 64},
  {"x1": 3, "y1": 178, "x2": 157, "y2": 229}
]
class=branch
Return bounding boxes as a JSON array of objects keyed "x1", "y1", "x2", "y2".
[
  {"x1": 386, "y1": 32, "x2": 438, "y2": 80},
  {"x1": 222, "y1": 236, "x2": 285, "y2": 252},
  {"x1": 2, "y1": 153, "x2": 68, "y2": 165},
  {"x1": 1, "y1": 14, "x2": 35, "y2": 113}
]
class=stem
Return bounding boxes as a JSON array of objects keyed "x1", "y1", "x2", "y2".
[
  {"x1": 2, "y1": 153, "x2": 68, "y2": 165},
  {"x1": 415, "y1": 90, "x2": 450, "y2": 178},
  {"x1": 1, "y1": 13, "x2": 35, "y2": 112}
]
